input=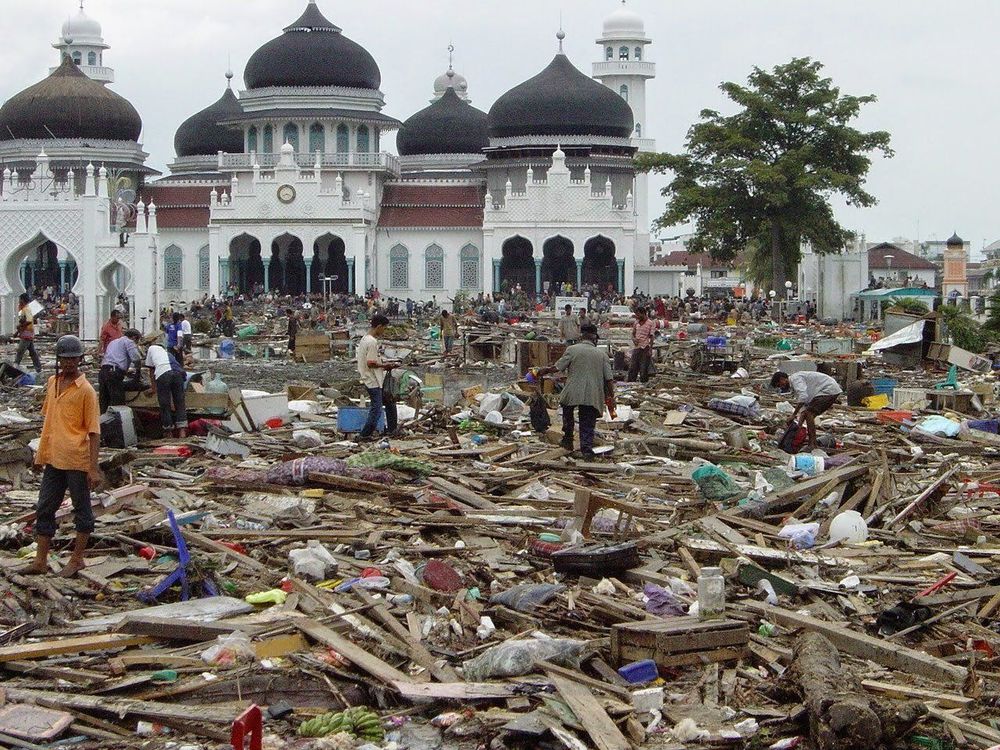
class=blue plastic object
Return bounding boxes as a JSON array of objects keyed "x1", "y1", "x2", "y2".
[
  {"x1": 871, "y1": 377, "x2": 897, "y2": 396},
  {"x1": 337, "y1": 406, "x2": 386, "y2": 433},
  {"x1": 14, "y1": 373, "x2": 35, "y2": 386},
  {"x1": 137, "y1": 509, "x2": 190, "y2": 603},
  {"x1": 617, "y1": 659, "x2": 659, "y2": 684}
]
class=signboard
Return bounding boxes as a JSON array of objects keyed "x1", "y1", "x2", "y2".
[{"x1": 554, "y1": 296, "x2": 589, "y2": 312}]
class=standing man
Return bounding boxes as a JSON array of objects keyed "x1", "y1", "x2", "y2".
[
  {"x1": 179, "y1": 313, "x2": 192, "y2": 354},
  {"x1": 628, "y1": 306, "x2": 658, "y2": 383},
  {"x1": 222, "y1": 302, "x2": 235, "y2": 337},
  {"x1": 14, "y1": 293, "x2": 41, "y2": 374},
  {"x1": 26, "y1": 335, "x2": 102, "y2": 577},
  {"x1": 357, "y1": 314, "x2": 399, "y2": 441},
  {"x1": 559, "y1": 304, "x2": 581, "y2": 344},
  {"x1": 98, "y1": 328, "x2": 142, "y2": 413},
  {"x1": 164, "y1": 313, "x2": 181, "y2": 360},
  {"x1": 537, "y1": 323, "x2": 614, "y2": 459},
  {"x1": 146, "y1": 343, "x2": 187, "y2": 438},
  {"x1": 98, "y1": 309, "x2": 124, "y2": 355},
  {"x1": 440, "y1": 310, "x2": 459, "y2": 354},
  {"x1": 286, "y1": 308, "x2": 299, "y2": 357},
  {"x1": 770, "y1": 370, "x2": 843, "y2": 450}
]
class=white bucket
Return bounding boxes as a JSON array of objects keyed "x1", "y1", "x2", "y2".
[{"x1": 787, "y1": 454, "x2": 825, "y2": 476}]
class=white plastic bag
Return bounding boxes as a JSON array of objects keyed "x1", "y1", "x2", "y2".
[
  {"x1": 289, "y1": 540, "x2": 338, "y2": 580},
  {"x1": 291, "y1": 429, "x2": 323, "y2": 449},
  {"x1": 200, "y1": 632, "x2": 254, "y2": 665}
]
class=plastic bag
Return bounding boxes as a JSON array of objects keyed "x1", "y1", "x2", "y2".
[
  {"x1": 490, "y1": 583, "x2": 565, "y2": 613},
  {"x1": 529, "y1": 393, "x2": 551, "y2": 433},
  {"x1": 462, "y1": 638, "x2": 584, "y2": 680},
  {"x1": 643, "y1": 583, "x2": 688, "y2": 616},
  {"x1": 289, "y1": 541, "x2": 339, "y2": 580},
  {"x1": 292, "y1": 429, "x2": 323, "y2": 449},
  {"x1": 777, "y1": 522, "x2": 819, "y2": 550},
  {"x1": 691, "y1": 464, "x2": 744, "y2": 502},
  {"x1": 201, "y1": 631, "x2": 254, "y2": 665}
]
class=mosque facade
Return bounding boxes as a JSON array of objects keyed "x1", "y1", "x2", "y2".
[{"x1": 0, "y1": 0, "x2": 656, "y2": 339}]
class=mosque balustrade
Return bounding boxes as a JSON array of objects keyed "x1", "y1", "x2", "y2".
[
  {"x1": 219, "y1": 151, "x2": 399, "y2": 175},
  {"x1": 592, "y1": 61, "x2": 656, "y2": 78}
]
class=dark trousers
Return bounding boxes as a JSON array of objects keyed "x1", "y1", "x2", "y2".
[
  {"x1": 561, "y1": 404, "x2": 599, "y2": 452},
  {"x1": 444, "y1": 336, "x2": 454, "y2": 353},
  {"x1": 360, "y1": 386, "x2": 398, "y2": 438},
  {"x1": 15, "y1": 338, "x2": 41, "y2": 373},
  {"x1": 156, "y1": 370, "x2": 187, "y2": 430},
  {"x1": 627, "y1": 347, "x2": 653, "y2": 383},
  {"x1": 98, "y1": 365, "x2": 126, "y2": 413},
  {"x1": 35, "y1": 465, "x2": 93, "y2": 537}
]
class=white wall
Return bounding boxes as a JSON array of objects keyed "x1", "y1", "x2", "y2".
[
  {"x1": 158, "y1": 228, "x2": 211, "y2": 306},
  {"x1": 373, "y1": 228, "x2": 484, "y2": 302}
]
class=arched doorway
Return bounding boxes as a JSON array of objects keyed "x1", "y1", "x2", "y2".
[
  {"x1": 270, "y1": 233, "x2": 305, "y2": 295},
  {"x1": 228, "y1": 234, "x2": 263, "y2": 294},
  {"x1": 2, "y1": 232, "x2": 80, "y2": 337},
  {"x1": 99, "y1": 262, "x2": 133, "y2": 328},
  {"x1": 500, "y1": 236, "x2": 534, "y2": 294},
  {"x1": 583, "y1": 236, "x2": 617, "y2": 291},
  {"x1": 312, "y1": 234, "x2": 348, "y2": 294},
  {"x1": 542, "y1": 236, "x2": 574, "y2": 292}
]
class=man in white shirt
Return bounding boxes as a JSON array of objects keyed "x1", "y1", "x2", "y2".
[
  {"x1": 146, "y1": 344, "x2": 187, "y2": 438},
  {"x1": 770, "y1": 370, "x2": 842, "y2": 449},
  {"x1": 356, "y1": 314, "x2": 399, "y2": 440},
  {"x1": 179, "y1": 314, "x2": 192, "y2": 354}
]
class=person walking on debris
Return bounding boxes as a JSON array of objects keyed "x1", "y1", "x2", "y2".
[
  {"x1": 26, "y1": 335, "x2": 102, "y2": 577},
  {"x1": 770, "y1": 370, "x2": 843, "y2": 450},
  {"x1": 357, "y1": 313, "x2": 399, "y2": 441},
  {"x1": 286, "y1": 308, "x2": 299, "y2": 356},
  {"x1": 98, "y1": 308, "x2": 123, "y2": 355},
  {"x1": 98, "y1": 328, "x2": 142, "y2": 413},
  {"x1": 164, "y1": 312, "x2": 181, "y2": 361},
  {"x1": 628, "y1": 306, "x2": 658, "y2": 383},
  {"x1": 146, "y1": 343, "x2": 188, "y2": 438},
  {"x1": 559, "y1": 304, "x2": 581, "y2": 344},
  {"x1": 537, "y1": 323, "x2": 614, "y2": 459},
  {"x1": 179, "y1": 313, "x2": 192, "y2": 353},
  {"x1": 14, "y1": 293, "x2": 42, "y2": 374},
  {"x1": 440, "y1": 309, "x2": 458, "y2": 354}
]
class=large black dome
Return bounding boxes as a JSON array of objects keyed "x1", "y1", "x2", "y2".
[
  {"x1": 244, "y1": 2, "x2": 381, "y2": 91},
  {"x1": 174, "y1": 85, "x2": 244, "y2": 158},
  {"x1": 0, "y1": 56, "x2": 142, "y2": 142},
  {"x1": 488, "y1": 53, "x2": 633, "y2": 140},
  {"x1": 398, "y1": 87, "x2": 488, "y2": 156}
]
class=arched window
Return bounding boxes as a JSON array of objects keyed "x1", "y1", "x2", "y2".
[
  {"x1": 247, "y1": 126, "x2": 258, "y2": 153},
  {"x1": 606, "y1": 46, "x2": 613, "y2": 60},
  {"x1": 460, "y1": 244, "x2": 481, "y2": 290},
  {"x1": 425, "y1": 244, "x2": 444, "y2": 289},
  {"x1": 163, "y1": 246, "x2": 183, "y2": 290},
  {"x1": 72, "y1": 51, "x2": 82, "y2": 65},
  {"x1": 634, "y1": 46, "x2": 642, "y2": 61},
  {"x1": 263, "y1": 125, "x2": 274, "y2": 153},
  {"x1": 87, "y1": 51, "x2": 97, "y2": 66},
  {"x1": 198, "y1": 246, "x2": 210, "y2": 290},
  {"x1": 309, "y1": 123, "x2": 325, "y2": 153},
  {"x1": 619, "y1": 46, "x2": 629, "y2": 60},
  {"x1": 635, "y1": 123, "x2": 642, "y2": 137},
  {"x1": 619, "y1": 84, "x2": 629, "y2": 103},
  {"x1": 389, "y1": 245, "x2": 408, "y2": 289},
  {"x1": 336, "y1": 124, "x2": 349, "y2": 153},
  {"x1": 357, "y1": 125, "x2": 370, "y2": 153},
  {"x1": 283, "y1": 123, "x2": 299, "y2": 150}
]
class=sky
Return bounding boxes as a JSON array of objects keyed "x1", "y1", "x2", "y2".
[{"x1": 3, "y1": 0, "x2": 999, "y2": 255}]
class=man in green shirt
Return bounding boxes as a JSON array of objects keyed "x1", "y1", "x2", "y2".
[{"x1": 538, "y1": 323, "x2": 614, "y2": 458}]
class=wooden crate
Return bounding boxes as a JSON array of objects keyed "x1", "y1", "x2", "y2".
[
  {"x1": 295, "y1": 332, "x2": 330, "y2": 363},
  {"x1": 611, "y1": 616, "x2": 749, "y2": 669}
]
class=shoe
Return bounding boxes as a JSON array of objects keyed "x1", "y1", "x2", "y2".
[
  {"x1": 580, "y1": 449, "x2": 597, "y2": 460},
  {"x1": 559, "y1": 438, "x2": 574, "y2": 451}
]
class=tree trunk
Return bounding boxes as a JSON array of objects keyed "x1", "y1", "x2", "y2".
[
  {"x1": 790, "y1": 632, "x2": 925, "y2": 750},
  {"x1": 770, "y1": 221, "x2": 785, "y2": 293}
]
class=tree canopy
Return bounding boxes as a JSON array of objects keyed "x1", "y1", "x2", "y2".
[{"x1": 637, "y1": 57, "x2": 893, "y2": 290}]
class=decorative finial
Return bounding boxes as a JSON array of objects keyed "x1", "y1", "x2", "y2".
[
  {"x1": 80, "y1": 0, "x2": 84, "y2": 10},
  {"x1": 447, "y1": 43, "x2": 455, "y2": 72},
  {"x1": 556, "y1": 28, "x2": 566, "y2": 53},
  {"x1": 226, "y1": 53, "x2": 233, "y2": 86}
]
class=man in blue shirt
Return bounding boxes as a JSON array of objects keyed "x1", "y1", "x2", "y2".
[
  {"x1": 98, "y1": 329, "x2": 142, "y2": 413},
  {"x1": 164, "y1": 313, "x2": 180, "y2": 358}
]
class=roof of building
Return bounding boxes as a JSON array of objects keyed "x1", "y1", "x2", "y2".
[
  {"x1": 602, "y1": 2, "x2": 645, "y2": 37},
  {"x1": 174, "y1": 80, "x2": 244, "y2": 158},
  {"x1": 487, "y1": 51, "x2": 634, "y2": 140},
  {"x1": 0, "y1": 56, "x2": 141, "y2": 142},
  {"x1": 244, "y1": 1, "x2": 381, "y2": 91},
  {"x1": 61, "y1": 6, "x2": 104, "y2": 46},
  {"x1": 140, "y1": 184, "x2": 220, "y2": 229},
  {"x1": 397, "y1": 87, "x2": 488, "y2": 157},
  {"x1": 434, "y1": 69, "x2": 469, "y2": 101},
  {"x1": 379, "y1": 184, "x2": 484, "y2": 227},
  {"x1": 216, "y1": 109, "x2": 401, "y2": 129},
  {"x1": 650, "y1": 251, "x2": 733, "y2": 270},
  {"x1": 868, "y1": 243, "x2": 938, "y2": 271},
  {"x1": 947, "y1": 232, "x2": 964, "y2": 246}
]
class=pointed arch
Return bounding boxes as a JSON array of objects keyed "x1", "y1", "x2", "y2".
[
  {"x1": 198, "y1": 245, "x2": 210, "y2": 290},
  {"x1": 389, "y1": 244, "x2": 409, "y2": 290},
  {"x1": 542, "y1": 235, "x2": 574, "y2": 290},
  {"x1": 309, "y1": 122, "x2": 325, "y2": 153},
  {"x1": 500, "y1": 236, "x2": 534, "y2": 293},
  {"x1": 424, "y1": 243, "x2": 444, "y2": 289},
  {"x1": 163, "y1": 245, "x2": 183, "y2": 290},
  {"x1": 460, "y1": 244, "x2": 481, "y2": 290}
]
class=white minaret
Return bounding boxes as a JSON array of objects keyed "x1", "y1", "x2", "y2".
[
  {"x1": 52, "y1": 1, "x2": 113, "y2": 83},
  {"x1": 594, "y1": 1, "x2": 655, "y2": 260}
]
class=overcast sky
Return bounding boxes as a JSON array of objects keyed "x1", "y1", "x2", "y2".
[{"x1": 4, "y1": 1, "x2": 999, "y2": 254}]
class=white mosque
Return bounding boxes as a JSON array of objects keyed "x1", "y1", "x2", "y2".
[{"x1": 0, "y1": 0, "x2": 657, "y2": 340}]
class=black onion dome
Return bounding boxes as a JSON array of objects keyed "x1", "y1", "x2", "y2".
[
  {"x1": 488, "y1": 53, "x2": 633, "y2": 140},
  {"x1": 0, "y1": 56, "x2": 142, "y2": 142},
  {"x1": 174, "y1": 86, "x2": 244, "y2": 157},
  {"x1": 244, "y1": 2, "x2": 381, "y2": 90},
  {"x1": 397, "y1": 88, "x2": 488, "y2": 156},
  {"x1": 947, "y1": 232, "x2": 964, "y2": 246}
]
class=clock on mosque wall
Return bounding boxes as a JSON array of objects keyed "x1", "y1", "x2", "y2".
[{"x1": 277, "y1": 184, "x2": 296, "y2": 204}]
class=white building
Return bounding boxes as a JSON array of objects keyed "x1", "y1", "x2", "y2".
[{"x1": 797, "y1": 238, "x2": 869, "y2": 321}]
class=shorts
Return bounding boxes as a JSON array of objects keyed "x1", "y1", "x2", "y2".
[{"x1": 805, "y1": 394, "x2": 839, "y2": 416}]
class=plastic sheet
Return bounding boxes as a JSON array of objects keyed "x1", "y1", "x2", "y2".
[
  {"x1": 489, "y1": 583, "x2": 565, "y2": 612},
  {"x1": 461, "y1": 638, "x2": 584, "y2": 680},
  {"x1": 692, "y1": 464, "x2": 744, "y2": 502}
]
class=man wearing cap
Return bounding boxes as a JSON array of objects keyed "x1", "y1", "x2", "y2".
[
  {"x1": 537, "y1": 323, "x2": 615, "y2": 459},
  {"x1": 98, "y1": 329, "x2": 142, "y2": 413},
  {"x1": 26, "y1": 335, "x2": 102, "y2": 577}
]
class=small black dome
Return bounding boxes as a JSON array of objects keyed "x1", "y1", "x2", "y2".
[
  {"x1": 0, "y1": 56, "x2": 142, "y2": 142},
  {"x1": 947, "y1": 232, "x2": 964, "y2": 246},
  {"x1": 174, "y1": 85, "x2": 244, "y2": 158},
  {"x1": 244, "y1": 2, "x2": 381, "y2": 90},
  {"x1": 398, "y1": 88, "x2": 488, "y2": 156},
  {"x1": 488, "y1": 53, "x2": 633, "y2": 140}
]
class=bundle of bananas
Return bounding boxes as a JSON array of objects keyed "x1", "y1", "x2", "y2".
[{"x1": 297, "y1": 706, "x2": 384, "y2": 742}]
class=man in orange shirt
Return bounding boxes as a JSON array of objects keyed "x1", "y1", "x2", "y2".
[
  {"x1": 98, "y1": 309, "x2": 123, "y2": 354},
  {"x1": 26, "y1": 335, "x2": 102, "y2": 577}
]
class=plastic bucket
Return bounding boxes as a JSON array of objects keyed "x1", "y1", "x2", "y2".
[{"x1": 788, "y1": 454, "x2": 825, "y2": 476}]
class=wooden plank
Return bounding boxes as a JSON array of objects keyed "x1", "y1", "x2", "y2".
[
  {"x1": 0, "y1": 634, "x2": 154, "y2": 663},
  {"x1": 698, "y1": 516, "x2": 750, "y2": 546},
  {"x1": 426, "y1": 476, "x2": 499, "y2": 510},
  {"x1": 296, "y1": 619, "x2": 412, "y2": 687},
  {"x1": 861, "y1": 680, "x2": 971, "y2": 708},
  {"x1": 181, "y1": 529, "x2": 273, "y2": 575},
  {"x1": 616, "y1": 645, "x2": 746, "y2": 668},
  {"x1": 391, "y1": 681, "x2": 529, "y2": 700},
  {"x1": 546, "y1": 671, "x2": 631, "y2": 750},
  {"x1": 116, "y1": 616, "x2": 255, "y2": 642},
  {"x1": 743, "y1": 602, "x2": 967, "y2": 685},
  {"x1": 917, "y1": 585, "x2": 1000, "y2": 607}
]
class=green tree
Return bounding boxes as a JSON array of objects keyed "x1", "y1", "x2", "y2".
[
  {"x1": 983, "y1": 289, "x2": 1000, "y2": 333},
  {"x1": 637, "y1": 57, "x2": 893, "y2": 290}
]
